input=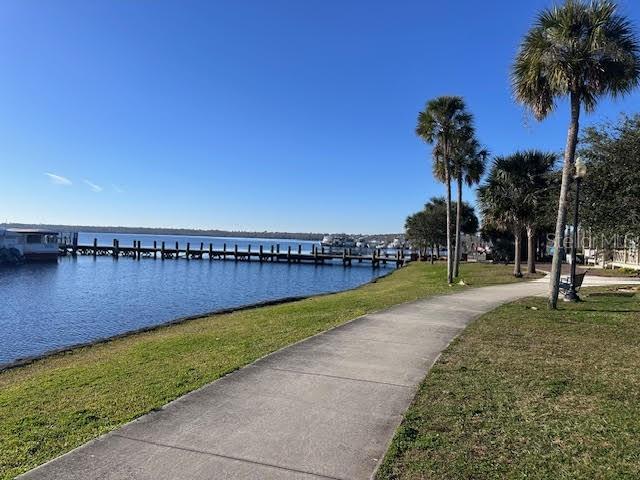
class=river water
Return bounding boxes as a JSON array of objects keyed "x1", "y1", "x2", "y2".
[{"x1": 0, "y1": 233, "x2": 390, "y2": 367}]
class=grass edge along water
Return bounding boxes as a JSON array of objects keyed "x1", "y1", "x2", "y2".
[{"x1": 0, "y1": 262, "x2": 538, "y2": 479}]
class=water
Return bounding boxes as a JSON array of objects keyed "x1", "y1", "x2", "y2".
[{"x1": 0, "y1": 234, "x2": 389, "y2": 367}]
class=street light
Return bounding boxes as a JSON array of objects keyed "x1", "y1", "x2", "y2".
[{"x1": 564, "y1": 156, "x2": 587, "y2": 301}]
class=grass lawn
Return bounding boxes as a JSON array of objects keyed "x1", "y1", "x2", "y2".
[
  {"x1": 583, "y1": 266, "x2": 640, "y2": 277},
  {"x1": 536, "y1": 262, "x2": 640, "y2": 278},
  {"x1": 377, "y1": 286, "x2": 640, "y2": 480},
  {"x1": 0, "y1": 262, "x2": 536, "y2": 479}
]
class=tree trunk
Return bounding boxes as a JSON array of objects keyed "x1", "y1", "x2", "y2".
[
  {"x1": 443, "y1": 141, "x2": 453, "y2": 284},
  {"x1": 445, "y1": 174, "x2": 453, "y2": 283},
  {"x1": 549, "y1": 92, "x2": 581, "y2": 308},
  {"x1": 453, "y1": 174, "x2": 463, "y2": 278},
  {"x1": 431, "y1": 244, "x2": 435, "y2": 264},
  {"x1": 527, "y1": 225, "x2": 536, "y2": 274},
  {"x1": 514, "y1": 230, "x2": 523, "y2": 277}
]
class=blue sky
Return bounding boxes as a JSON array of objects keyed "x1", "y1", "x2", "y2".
[{"x1": 1, "y1": 0, "x2": 639, "y2": 234}]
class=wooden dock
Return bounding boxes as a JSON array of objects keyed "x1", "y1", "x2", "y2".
[{"x1": 60, "y1": 239, "x2": 410, "y2": 268}]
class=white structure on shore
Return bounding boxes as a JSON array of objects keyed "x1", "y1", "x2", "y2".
[{"x1": 0, "y1": 228, "x2": 59, "y2": 261}]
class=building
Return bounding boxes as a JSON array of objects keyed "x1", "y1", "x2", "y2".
[{"x1": 0, "y1": 228, "x2": 59, "y2": 262}]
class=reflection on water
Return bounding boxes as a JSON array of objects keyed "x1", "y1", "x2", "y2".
[{"x1": 0, "y1": 237, "x2": 388, "y2": 366}]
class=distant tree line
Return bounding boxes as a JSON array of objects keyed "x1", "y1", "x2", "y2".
[
  {"x1": 0, "y1": 223, "x2": 403, "y2": 242},
  {"x1": 405, "y1": 197, "x2": 478, "y2": 263}
]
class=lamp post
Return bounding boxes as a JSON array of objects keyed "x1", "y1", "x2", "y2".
[{"x1": 564, "y1": 156, "x2": 587, "y2": 301}]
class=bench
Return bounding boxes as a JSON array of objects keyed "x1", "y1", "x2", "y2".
[{"x1": 559, "y1": 271, "x2": 587, "y2": 295}]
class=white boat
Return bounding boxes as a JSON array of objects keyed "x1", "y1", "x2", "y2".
[
  {"x1": 0, "y1": 229, "x2": 59, "y2": 262},
  {"x1": 389, "y1": 238, "x2": 402, "y2": 249},
  {"x1": 321, "y1": 235, "x2": 334, "y2": 247},
  {"x1": 321, "y1": 235, "x2": 356, "y2": 248},
  {"x1": 355, "y1": 238, "x2": 367, "y2": 248}
]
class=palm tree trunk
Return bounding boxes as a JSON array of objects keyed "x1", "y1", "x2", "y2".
[
  {"x1": 443, "y1": 141, "x2": 453, "y2": 284},
  {"x1": 453, "y1": 174, "x2": 463, "y2": 278},
  {"x1": 445, "y1": 173, "x2": 453, "y2": 283},
  {"x1": 514, "y1": 230, "x2": 523, "y2": 277},
  {"x1": 527, "y1": 225, "x2": 536, "y2": 274},
  {"x1": 549, "y1": 92, "x2": 581, "y2": 308}
]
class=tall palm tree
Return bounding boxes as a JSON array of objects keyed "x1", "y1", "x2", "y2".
[
  {"x1": 451, "y1": 135, "x2": 488, "y2": 278},
  {"x1": 512, "y1": 0, "x2": 640, "y2": 308},
  {"x1": 416, "y1": 96, "x2": 473, "y2": 284}
]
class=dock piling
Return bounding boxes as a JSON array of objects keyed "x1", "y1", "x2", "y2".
[{"x1": 60, "y1": 238, "x2": 411, "y2": 268}]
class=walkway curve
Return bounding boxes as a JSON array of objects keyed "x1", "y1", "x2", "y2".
[{"x1": 19, "y1": 276, "x2": 639, "y2": 480}]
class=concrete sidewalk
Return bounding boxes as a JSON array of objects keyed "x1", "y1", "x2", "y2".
[{"x1": 20, "y1": 277, "x2": 639, "y2": 480}]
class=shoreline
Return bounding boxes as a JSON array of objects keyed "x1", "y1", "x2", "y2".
[
  {"x1": 0, "y1": 268, "x2": 396, "y2": 373},
  {"x1": 1, "y1": 263, "x2": 541, "y2": 480}
]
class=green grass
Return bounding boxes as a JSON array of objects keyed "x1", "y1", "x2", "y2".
[
  {"x1": 0, "y1": 262, "x2": 536, "y2": 479},
  {"x1": 584, "y1": 266, "x2": 640, "y2": 277},
  {"x1": 377, "y1": 286, "x2": 640, "y2": 480}
]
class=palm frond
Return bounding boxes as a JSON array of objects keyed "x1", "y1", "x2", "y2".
[
  {"x1": 477, "y1": 150, "x2": 557, "y2": 233},
  {"x1": 416, "y1": 96, "x2": 474, "y2": 186},
  {"x1": 512, "y1": 0, "x2": 640, "y2": 118}
]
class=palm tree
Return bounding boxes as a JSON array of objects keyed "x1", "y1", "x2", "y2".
[
  {"x1": 478, "y1": 152, "x2": 555, "y2": 276},
  {"x1": 512, "y1": 0, "x2": 640, "y2": 307},
  {"x1": 478, "y1": 156, "x2": 530, "y2": 277},
  {"x1": 416, "y1": 96, "x2": 473, "y2": 284},
  {"x1": 451, "y1": 135, "x2": 488, "y2": 278},
  {"x1": 520, "y1": 151, "x2": 557, "y2": 274}
]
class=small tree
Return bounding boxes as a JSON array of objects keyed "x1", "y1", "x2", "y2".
[
  {"x1": 405, "y1": 197, "x2": 478, "y2": 264},
  {"x1": 405, "y1": 210, "x2": 439, "y2": 261}
]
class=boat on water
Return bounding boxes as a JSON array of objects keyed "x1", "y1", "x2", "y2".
[
  {"x1": 321, "y1": 235, "x2": 356, "y2": 248},
  {"x1": 0, "y1": 229, "x2": 59, "y2": 263},
  {"x1": 321, "y1": 235, "x2": 333, "y2": 246},
  {"x1": 388, "y1": 238, "x2": 402, "y2": 249}
]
